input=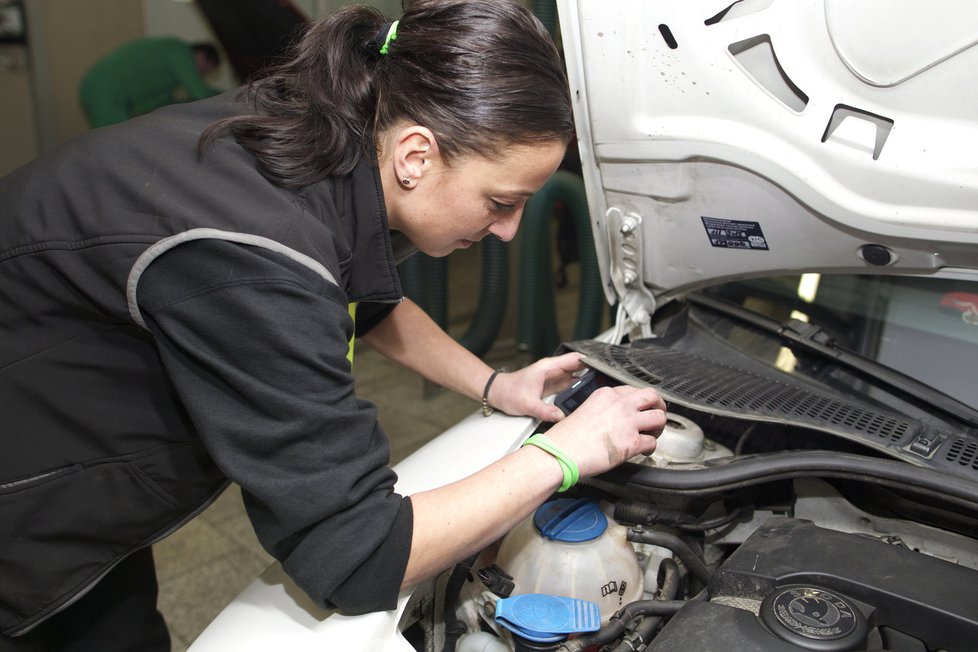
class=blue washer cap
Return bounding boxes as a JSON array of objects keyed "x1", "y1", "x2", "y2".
[
  {"x1": 494, "y1": 594, "x2": 601, "y2": 643},
  {"x1": 533, "y1": 498, "x2": 608, "y2": 542}
]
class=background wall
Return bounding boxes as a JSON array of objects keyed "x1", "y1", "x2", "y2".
[
  {"x1": 35, "y1": 1, "x2": 148, "y2": 143},
  {"x1": 1, "y1": 0, "x2": 293, "y2": 176},
  {"x1": 2, "y1": 0, "x2": 145, "y2": 175},
  {"x1": 0, "y1": 45, "x2": 36, "y2": 175},
  {"x1": 144, "y1": 0, "x2": 238, "y2": 93},
  {"x1": 0, "y1": 0, "x2": 532, "y2": 176}
]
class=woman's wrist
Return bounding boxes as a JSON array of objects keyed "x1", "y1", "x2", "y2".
[
  {"x1": 481, "y1": 367, "x2": 508, "y2": 417},
  {"x1": 522, "y1": 433, "x2": 579, "y2": 492},
  {"x1": 516, "y1": 441, "x2": 567, "y2": 493}
]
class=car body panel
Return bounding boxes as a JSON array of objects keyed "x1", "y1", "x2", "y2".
[{"x1": 189, "y1": 413, "x2": 538, "y2": 651}]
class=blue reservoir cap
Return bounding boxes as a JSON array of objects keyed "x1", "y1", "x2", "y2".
[
  {"x1": 533, "y1": 498, "x2": 608, "y2": 542},
  {"x1": 494, "y1": 594, "x2": 601, "y2": 643}
]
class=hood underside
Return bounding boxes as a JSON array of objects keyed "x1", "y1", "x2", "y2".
[{"x1": 557, "y1": 0, "x2": 978, "y2": 310}]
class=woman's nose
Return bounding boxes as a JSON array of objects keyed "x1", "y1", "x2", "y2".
[{"x1": 488, "y1": 210, "x2": 522, "y2": 242}]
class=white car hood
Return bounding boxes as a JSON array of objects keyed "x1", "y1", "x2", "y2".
[{"x1": 558, "y1": 0, "x2": 978, "y2": 327}]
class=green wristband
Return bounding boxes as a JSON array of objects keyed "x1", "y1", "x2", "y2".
[{"x1": 522, "y1": 433, "x2": 579, "y2": 493}]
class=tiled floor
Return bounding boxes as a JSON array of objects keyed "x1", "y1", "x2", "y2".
[{"x1": 154, "y1": 240, "x2": 596, "y2": 650}]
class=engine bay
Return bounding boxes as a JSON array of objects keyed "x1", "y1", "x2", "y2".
[
  {"x1": 398, "y1": 350, "x2": 978, "y2": 652},
  {"x1": 388, "y1": 0, "x2": 978, "y2": 644}
]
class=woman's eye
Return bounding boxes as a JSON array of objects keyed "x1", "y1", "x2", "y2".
[{"x1": 491, "y1": 199, "x2": 516, "y2": 211}]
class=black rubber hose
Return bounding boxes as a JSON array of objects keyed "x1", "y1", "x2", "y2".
[
  {"x1": 657, "y1": 558, "x2": 682, "y2": 601},
  {"x1": 594, "y1": 450, "x2": 978, "y2": 512},
  {"x1": 614, "y1": 500, "x2": 750, "y2": 532},
  {"x1": 442, "y1": 553, "x2": 480, "y2": 652},
  {"x1": 677, "y1": 505, "x2": 753, "y2": 532},
  {"x1": 557, "y1": 601, "x2": 686, "y2": 652},
  {"x1": 609, "y1": 559, "x2": 682, "y2": 652},
  {"x1": 613, "y1": 500, "x2": 691, "y2": 528},
  {"x1": 625, "y1": 529, "x2": 712, "y2": 586}
]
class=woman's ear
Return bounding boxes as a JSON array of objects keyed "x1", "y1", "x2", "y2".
[{"x1": 390, "y1": 125, "x2": 436, "y2": 188}]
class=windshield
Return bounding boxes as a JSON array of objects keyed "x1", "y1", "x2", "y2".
[{"x1": 701, "y1": 274, "x2": 978, "y2": 409}]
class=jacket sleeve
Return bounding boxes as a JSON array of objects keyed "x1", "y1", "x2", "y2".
[
  {"x1": 136, "y1": 237, "x2": 412, "y2": 614},
  {"x1": 354, "y1": 301, "x2": 398, "y2": 337}
]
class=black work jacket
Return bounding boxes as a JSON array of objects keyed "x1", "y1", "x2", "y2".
[{"x1": 0, "y1": 92, "x2": 412, "y2": 636}]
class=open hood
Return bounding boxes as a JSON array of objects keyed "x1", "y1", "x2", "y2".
[{"x1": 558, "y1": 0, "x2": 978, "y2": 333}]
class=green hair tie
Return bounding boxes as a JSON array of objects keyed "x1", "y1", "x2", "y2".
[{"x1": 379, "y1": 20, "x2": 399, "y2": 55}]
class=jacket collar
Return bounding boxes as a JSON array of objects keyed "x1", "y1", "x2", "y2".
[{"x1": 342, "y1": 155, "x2": 404, "y2": 303}]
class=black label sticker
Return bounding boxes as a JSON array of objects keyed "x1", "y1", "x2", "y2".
[
  {"x1": 701, "y1": 216, "x2": 769, "y2": 250},
  {"x1": 600, "y1": 581, "x2": 619, "y2": 597}
]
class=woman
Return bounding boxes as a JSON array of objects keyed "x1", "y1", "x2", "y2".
[{"x1": 0, "y1": 1, "x2": 666, "y2": 649}]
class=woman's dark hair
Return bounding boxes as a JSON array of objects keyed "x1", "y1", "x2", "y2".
[{"x1": 198, "y1": 0, "x2": 574, "y2": 188}]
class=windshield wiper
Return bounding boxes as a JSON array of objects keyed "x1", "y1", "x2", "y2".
[{"x1": 689, "y1": 293, "x2": 978, "y2": 428}]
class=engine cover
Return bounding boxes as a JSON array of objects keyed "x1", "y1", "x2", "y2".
[{"x1": 648, "y1": 517, "x2": 978, "y2": 651}]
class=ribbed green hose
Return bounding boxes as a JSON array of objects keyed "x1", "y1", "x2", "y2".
[
  {"x1": 518, "y1": 170, "x2": 604, "y2": 359},
  {"x1": 398, "y1": 238, "x2": 509, "y2": 358},
  {"x1": 532, "y1": 0, "x2": 558, "y2": 38},
  {"x1": 398, "y1": 254, "x2": 426, "y2": 313},
  {"x1": 457, "y1": 236, "x2": 509, "y2": 356}
]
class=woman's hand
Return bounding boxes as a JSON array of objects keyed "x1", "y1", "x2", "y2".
[
  {"x1": 486, "y1": 352, "x2": 586, "y2": 422},
  {"x1": 404, "y1": 374, "x2": 666, "y2": 589},
  {"x1": 543, "y1": 385, "x2": 667, "y2": 477}
]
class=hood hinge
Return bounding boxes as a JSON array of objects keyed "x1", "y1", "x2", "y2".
[{"x1": 606, "y1": 207, "x2": 657, "y2": 343}]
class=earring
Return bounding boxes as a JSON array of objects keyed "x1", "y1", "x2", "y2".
[{"x1": 401, "y1": 177, "x2": 412, "y2": 186}]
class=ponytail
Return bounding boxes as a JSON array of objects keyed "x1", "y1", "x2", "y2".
[
  {"x1": 198, "y1": 6, "x2": 386, "y2": 187},
  {"x1": 199, "y1": 0, "x2": 573, "y2": 189}
]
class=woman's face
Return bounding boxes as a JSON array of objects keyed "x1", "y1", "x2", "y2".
[{"x1": 385, "y1": 139, "x2": 568, "y2": 258}]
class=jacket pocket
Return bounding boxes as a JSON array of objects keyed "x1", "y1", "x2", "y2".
[{"x1": 0, "y1": 448, "x2": 218, "y2": 636}]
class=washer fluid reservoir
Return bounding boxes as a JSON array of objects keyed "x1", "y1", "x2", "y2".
[{"x1": 494, "y1": 498, "x2": 643, "y2": 622}]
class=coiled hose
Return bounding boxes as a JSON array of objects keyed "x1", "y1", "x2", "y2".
[
  {"x1": 517, "y1": 170, "x2": 605, "y2": 359},
  {"x1": 458, "y1": 236, "x2": 509, "y2": 355},
  {"x1": 398, "y1": 253, "x2": 446, "y2": 328},
  {"x1": 398, "y1": 235, "x2": 509, "y2": 358},
  {"x1": 532, "y1": 0, "x2": 558, "y2": 38}
]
